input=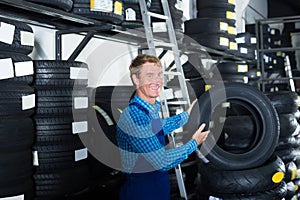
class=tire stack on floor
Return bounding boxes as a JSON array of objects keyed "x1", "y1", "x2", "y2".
[
  {"x1": 184, "y1": 0, "x2": 237, "y2": 51},
  {"x1": 86, "y1": 85, "x2": 135, "y2": 199},
  {"x1": 72, "y1": 0, "x2": 124, "y2": 25},
  {"x1": 0, "y1": 17, "x2": 36, "y2": 200},
  {"x1": 185, "y1": 82, "x2": 287, "y2": 200},
  {"x1": 265, "y1": 90, "x2": 300, "y2": 199},
  {"x1": 32, "y1": 60, "x2": 91, "y2": 199}
]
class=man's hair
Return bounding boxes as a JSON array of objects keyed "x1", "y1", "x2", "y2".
[{"x1": 129, "y1": 54, "x2": 162, "y2": 83}]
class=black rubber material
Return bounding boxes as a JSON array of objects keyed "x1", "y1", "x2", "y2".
[
  {"x1": 186, "y1": 82, "x2": 280, "y2": 170},
  {"x1": 198, "y1": 155, "x2": 285, "y2": 194},
  {"x1": 0, "y1": 52, "x2": 33, "y2": 84},
  {"x1": 184, "y1": 18, "x2": 229, "y2": 34},
  {"x1": 72, "y1": 0, "x2": 124, "y2": 25},
  {"x1": 0, "y1": 84, "x2": 35, "y2": 117},
  {"x1": 264, "y1": 91, "x2": 299, "y2": 114},
  {"x1": 0, "y1": 17, "x2": 34, "y2": 54},
  {"x1": 33, "y1": 60, "x2": 89, "y2": 87},
  {"x1": 185, "y1": 33, "x2": 229, "y2": 51},
  {"x1": 25, "y1": 0, "x2": 73, "y2": 11}
]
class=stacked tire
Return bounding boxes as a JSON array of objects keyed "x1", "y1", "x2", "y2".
[
  {"x1": 211, "y1": 61, "x2": 261, "y2": 87},
  {"x1": 184, "y1": 0, "x2": 237, "y2": 51},
  {"x1": 122, "y1": 0, "x2": 151, "y2": 28},
  {"x1": 235, "y1": 32, "x2": 257, "y2": 61},
  {"x1": 149, "y1": 0, "x2": 184, "y2": 33},
  {"x1": 32, "y1": 60, "x2": 90, "y2": 199},
  {"x1": 185, "y1": 82, "x2": 287, "y2": 199},
  {"x1": 86, "y1": 86, "x2": 135, "y2": 198},
  {"x1": 24, "y1": 0, "x2": 74, "y2": 11},
  {"x1": 0, "y1": 18, "x2": 35, "y2": 199},
  {"x1": 72, "y1": 0, "x2": 124, "y2": 25},
  {"x1": 265, "y1": 91, "x2": 300, "y2": 199}
]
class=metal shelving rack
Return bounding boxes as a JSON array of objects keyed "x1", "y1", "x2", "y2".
[
  {"x1": 255, "y1": 15, "x2": 300, "y2": 92},
  {"x1": 0, "y1": 0, "x2": 253, "y2": 63}
]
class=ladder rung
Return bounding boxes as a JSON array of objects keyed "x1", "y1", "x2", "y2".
[
  {"x1": 147, "y1": 11, "x2": 169, "y2": 20},
  {"x1": 153, "y1": 41, "x2": 175, "y2": 48},
  {"x1": 166, "y1": 100, "x2": 188, "y2": 105},
  {"x1": 164, "y1": 71, "x2": 182, "y2": 76}
]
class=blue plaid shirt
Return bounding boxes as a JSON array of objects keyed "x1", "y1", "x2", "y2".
[{"x1": 116, "y1": 94, "x2": 198, "y2": 173}]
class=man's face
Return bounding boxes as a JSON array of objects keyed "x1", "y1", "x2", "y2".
[{"x1": 133, "y1": 62, "x2": 163, "y2": 104}]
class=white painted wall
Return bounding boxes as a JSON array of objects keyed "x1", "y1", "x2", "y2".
[{"x1": 29, "y1": 26, "x2": 138, "y2": 88}]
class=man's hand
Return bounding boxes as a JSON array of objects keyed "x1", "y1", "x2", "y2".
[
  {"x1": 192, "y1": 123, "x2": 210, "y2": 146},
  {"x1": 187, "y1": 99, "x2": 198, "y2": 116}
]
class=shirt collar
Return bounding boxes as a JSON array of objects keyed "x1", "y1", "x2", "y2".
[{"x1": 131, "y1": 94, "x2": 160, "y2": 114}]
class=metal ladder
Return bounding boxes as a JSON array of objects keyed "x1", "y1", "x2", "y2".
[{"x1": 138, "y1": 0, "x2": 209, "y2": 199}]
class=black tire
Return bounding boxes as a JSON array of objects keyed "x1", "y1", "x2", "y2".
[
  {"x1": 34, "y1": 60, "x2": 89, "y2": 87},
  {"x1": 0, "y1": 52, "x2": 33, "y2": 84},
  {"x1": 185, "y1": 33, "x2": 229, "y2": 51},
  {"x1": 186, "y1": 82, "x2": 280, "y2": 170},
  {"x1": 215, "y1": 62, "x2": 249, "y2": 74},
  {"x1": 25, "y1": 0, "x2": 73, "y2": 11},
  {"x1": 236, "y1": 32, "x2": 256, "y2": 46},
  {"x1": 34, "y1": 165, "x2": 90, "y2": 198},
  {"x1": 184, "y1": 18, "x2": 229, "y2": 34},
  {"x1": 197, "y1": 7, "x2": 236, "y2": 22},
  {"x1": 198, "y1": 155, "x2": 285, "y2": 194},
  {"x1": 0, "y1": 18, "x2": 34, "y2": 54},
  {"x1": 264, "y1": 91, "x2": 299, "y2": 114},
  {"x1": 276, "y1": 136, "x2": 300, "y2": 151},
  {"x1": 35, "y1": 87, "x2": 88, "y2": 115},
  {"x1": 0, "y1": 84, "x2": 35, "y2": 117},
  {"x1": 196, "y1": 0, "x2": 236, "y2": 9},
  {"x1": 72, "y1": 0, "x2": 124, "y2": 25},
  {"x1": 219, "y1": 181, "x2": 287, "y2": 200},
  {"x1": 278, "y1": 114, "x2": 299, "y2": 137},
  {"x1": 0, "y1": 178, "x2": 34, "y2": 200},
  {"x1": 0, "y1": 117, "x2": 34, "y2": 151}
]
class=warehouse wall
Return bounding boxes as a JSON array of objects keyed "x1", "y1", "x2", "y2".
[{"x1": 29, "y1": 25, "x2": 137, "y2": 87}]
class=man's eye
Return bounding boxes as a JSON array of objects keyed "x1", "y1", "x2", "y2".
[{"x1": 147, "y1": 74, "x2": 153, "y2": 79}]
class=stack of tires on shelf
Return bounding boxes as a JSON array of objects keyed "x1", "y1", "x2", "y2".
[
  {"x1": 0, "y1": 16, "x2": 93, "y2": 199},
  {"x1": 24, "y1": 0, "x2": 124, "y2": 25},
  {"x1": 0, "y1": 17, "x2": 35, "y2": 200},
  {"x1": 184, "y1": 0, "x2": 237, "y2": 52},
  {"x1": 32, "y1": 60, "x2": 90, "y2": 199}
]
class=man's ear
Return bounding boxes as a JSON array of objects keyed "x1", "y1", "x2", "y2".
[{"x1": 132, "y1": 74, "x2": 139, "y2": 86}]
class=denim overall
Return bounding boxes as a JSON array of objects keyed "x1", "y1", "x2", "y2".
[{"x1": 119, "y1": 102, "x2": 170, "y2": 200}]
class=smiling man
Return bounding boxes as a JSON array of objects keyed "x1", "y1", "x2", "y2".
[{"x1": 116, "y1": 54, "x2": 209, "y2": 200}]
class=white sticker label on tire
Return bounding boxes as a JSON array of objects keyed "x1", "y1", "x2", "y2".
[
  {"x1": 0, "y1": 58, "x2": 14, "y2": 80},
  {"x1": 75, "y1": 148, "x2": 88, "y2": 161},
  {"x1": 0, "y1": 22, "x2": 15, "y2": 44},
  {"x1": 20, "y1": 31, "x2": 34, "y2": 46},
  {"x1": 22, "y1": 94, "x2": 35, "y2": 110},
  {"x1": 15, "y1": 61, "x2": 34, "y2": 77},
  {"x1": 0, "y1": 194, "x2": 24, "y2": 200},
  {"x1": 70, "y1": 67, "x2": 88, "y2": 80},
  {"x1": 74, "y1": 97, "x2": 88, "y2": 109},
  {"x1": 72, "y1": 121, "x2": 88, "y2": 134},
  {"x1": 237, "y1": 64, "x2": 248, "y2": 72},
  {"x1": 33, "y1": 151, "x2": 39, "y2": 166},
  {"x1": 125, "y1": 8, "x2": 136, "y2": 21},
  {"x1": 91, "y1": 0, "x2": 113, "y2": 12}
]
